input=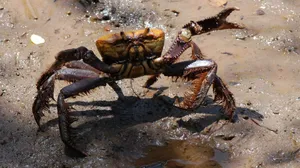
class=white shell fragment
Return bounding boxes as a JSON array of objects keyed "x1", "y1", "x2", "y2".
[{"x1": 30, "y1": 34, "x2": 45, "y2": 44}]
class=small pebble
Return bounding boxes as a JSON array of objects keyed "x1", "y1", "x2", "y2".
[
  {"x1": 236, "y1": 36, "x2": 246, "y2": 40},
  {"x1": 171, "y1": 10, "x2": 180, "y2": 17},
  {"x1": 104, "y1": 25, "x2": 111, "y2": 31},
  {"x1": 114, "y1": 22, "x2": 120, "y2": 27},
  {"x1": 0, "y1": 89, "x2": 6, "y2": 96},
  {"x1": 89, "y1": 16, "x2": 102, "y2": 22},
  {"x1": 228, "y1": 81, "x2": 241, "y2": 86},
  {"x1": 256, "y1": 9, "x2": 265, "y2": 15},
  {"x1": 102, "y1": 15, "x2": 111, "y2": 21}
]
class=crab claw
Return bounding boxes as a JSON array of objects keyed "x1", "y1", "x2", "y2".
[
  {"x1": 184, "y1": 7, "x2": 244, "y2": 35},
  {"x1": 199, "y1": 7, "x2": 244, "y2": 30}
]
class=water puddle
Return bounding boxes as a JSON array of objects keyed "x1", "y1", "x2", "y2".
[{"x1": 135, "y1": 139, "x2": 229, "y2": 168}]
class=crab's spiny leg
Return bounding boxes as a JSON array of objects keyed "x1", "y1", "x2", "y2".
[
  {"x1": 163, "y1": 60, "x2": 215, "y2": 109},
  {"x1": 212, "y1": 76, "x2": 236, "y2": 119},
  {"x1": 143, "y1": 74, "x2": 160, "y2": 88},
  {"x1": 37, "y1": 47, "x2": 117, "y2": 90},
  {"x1": 190, "y1": 41, "x2": 204, "y2": 60},
  {"x1": 189, "y1": 40, "x2": 236, "y2": 119},
  {"x1": 65, "y1": 60, "x2": 102, "y2": 74},
  {"x1": 32, "y1": 69, "x2": 99, "y2": 128},
  {"x1": 188, "y1": 41, "x2": 236, "y2": 119},
  {"x1": 57, "y1": 77, "x2": 110, "y2": 157},
  {"x1": 107, "y1": 81, "x2": 125, "y2": 101},
  {"x1": 64, "y1": 60, "x2": 125, "y2": 100},
  {"x1": 163, "y1": 59, "x2": 235, "y2": 120},
  {"x1": 144, "y1": 41, "x2": 203, "y2": 89},
  {"x1": 180, "y1": 59, "x2": 217, "y2": 109}
]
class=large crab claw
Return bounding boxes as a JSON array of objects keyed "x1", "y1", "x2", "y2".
[{"x1": 184, "y1": 7, "x2": 244, "y2": 36}]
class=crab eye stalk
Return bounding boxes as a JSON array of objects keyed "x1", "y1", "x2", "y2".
[
  {"x1": 142, "y1": 28, "x2": 150, "y2": 37},
  {"x1": 120, "y1": 31, "x2": 127, "y2": 41}
]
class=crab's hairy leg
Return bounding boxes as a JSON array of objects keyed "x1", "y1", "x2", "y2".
[
  {"x1": 57, "y1": 77, "x2": 110, "y2": 157},
  {"x1": 37, "y1": 46, "x2": 117, "y2": 90},
  {"x1": 32, "y1": 69, "x2": 99, "y2": 128},
  {"x1": 190, "y1": 41, "x2": 204, "y2": 60},
  {"x1": 147, "y1": 40, "x2": 203, "y2": 88},
  {"x1": 183, "y1": 7, "x2": 244, "y2": 36},
  {"x1": 189, "y1": 42, "x2": 236, "y2": 119},
  {"x1": 107, "y1": 81, "x2": 125, "y2": 100},
  {"x1": 163, "y1": 59, "x2": 235, "y2": 120},
  {"x1": 212, "y1": 76, "x2": 236, "y2": 119},
  {"x1": 65, "y1": 60, "x2": 102, "y2": 74},
  {"x1": 163, "y1": 60, "x2": 213, "y2": 107},
  {"x1": 64, "y1": 60, "x2": 125, "y2": 100}
]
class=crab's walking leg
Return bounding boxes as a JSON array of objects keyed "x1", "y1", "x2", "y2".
[
  {"x1": 189, "y1": 42, "x2": 236, "y2": 119},
  {"x1": 57, "y1": 77, "x2": 110, "y2": 156},
  {"x1": 143, "y1": 74, "x2": 160, "y2": 88},
  {"x1": 33, "y1": 69, "x2": 100, "y2": 128},
  {"x1": 65, "y1": 61, "x2": 125, "y2": 100},
  {"x1": 37, "y1": 46, "x2": 117, "y2": 90},
  {"x1": 212, "y1": 75, "x2": 236, "y2": 118},
  {"x1": 163, "y1": 59, "x2": 235, "y2": 120},
  {"x1": 33, "y1": 47, "x2": 123, "y2": 127}
]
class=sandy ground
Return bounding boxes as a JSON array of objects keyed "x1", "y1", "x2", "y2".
[{"x1": 1, "y1": 0, "x2": 300, "y2": 167}]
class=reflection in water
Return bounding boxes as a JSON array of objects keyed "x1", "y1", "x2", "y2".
[{"x1": 135, "y1": 139, "x2": 229, "y2": 168}]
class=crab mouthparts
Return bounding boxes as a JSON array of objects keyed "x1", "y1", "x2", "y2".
[{"x1": 128, "y1": 44, "x2": 146, "y2": 62}]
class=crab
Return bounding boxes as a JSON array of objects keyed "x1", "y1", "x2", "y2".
[{"x1": 32, "y1": 7, "x2": 244, "y2": 156}]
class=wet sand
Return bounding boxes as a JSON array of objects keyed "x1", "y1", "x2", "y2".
[{"x1": 0, "y1": 0, "x2": 300, "y2": 167}]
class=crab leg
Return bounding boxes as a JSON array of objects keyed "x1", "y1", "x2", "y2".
[
  {"x1": 188, "y1": 42, "x2": 235, "y2": 119},
  {"x1": 37, "y1": 47, "x2": 117, "y2": 90},
  {"x1": 33, "y1": 47, "x2": 124, "y2": 127},
  {"x1": 57, "y1": 77, "x2": 111, "y2": 156},
  {"x1": 65, "y1": 60, "x2": 102, "y2": 73},
  {"x1": 163, "y1": 59, "x2": 215, "y2": 110},
  {"x1": 64, "y1": 60, "x2": 125, "y2": 100},
  {"x1": 32, "y1": 69, "x2": 100, "y2": 128},
  {"x1": 163, "y1": 59, "x2": 235, "y2": 120}
]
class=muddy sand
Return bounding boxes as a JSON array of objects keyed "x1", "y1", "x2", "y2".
[{"x1": 0, "y1": 0, "x2": 300, "y2": 167}]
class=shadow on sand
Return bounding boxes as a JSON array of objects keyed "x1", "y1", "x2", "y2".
[{"x1": 40, "y1": 91, "x2": 263, "y2": 157}]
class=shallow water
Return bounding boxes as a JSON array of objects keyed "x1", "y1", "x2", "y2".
[{"x1": 135, "y1": 139, "x2": 228, "y2": 168}]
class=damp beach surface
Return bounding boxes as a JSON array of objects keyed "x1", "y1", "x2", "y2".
[{"x1": 0, "y1": 0, "x2": 300, "y2": 167}]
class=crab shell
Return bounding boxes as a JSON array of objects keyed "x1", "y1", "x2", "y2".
[{"x1": 96, "y1": 28, "x2": 165, "y2": 65}]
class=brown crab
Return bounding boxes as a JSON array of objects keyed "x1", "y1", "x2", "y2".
[{"x1": 33, "y1": 7, "x2": 243, "y2": 156}]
